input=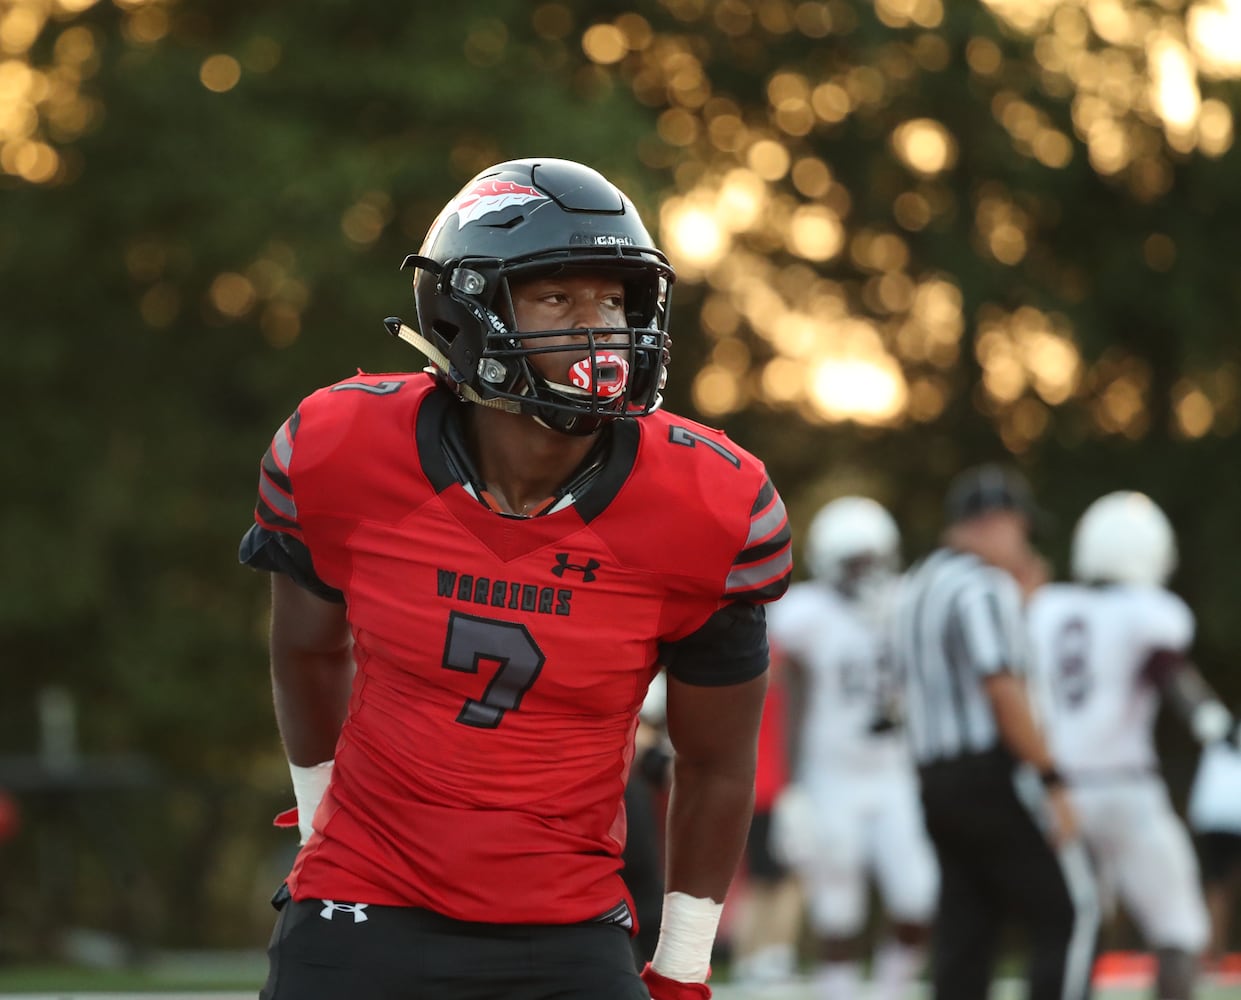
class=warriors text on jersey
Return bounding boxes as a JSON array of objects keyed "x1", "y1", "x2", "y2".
[
  {"x1": 1028, "y1": 582, "x2": 1194, "y2": 776},
  {"x1": 239, "y1": 372, "x2": 791, "y2": 927}
]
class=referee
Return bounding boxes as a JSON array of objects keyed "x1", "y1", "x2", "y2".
[{"x1": 890, "y1": 464, "x2": 1098, "y2": 1000}]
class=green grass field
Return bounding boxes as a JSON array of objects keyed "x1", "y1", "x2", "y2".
[
  {"x1": 0, "y1": 952, "x2": 1237, "y2": 998},
  {"x1": 1, "y1": 986, "x2": 1239, "y2": 999},
  {"x1": 709, "y1": 981, "x2": 1241, "y2": 999},
  {"x1": 0, "y1": 950, "x2": 266, "y2": 995}
]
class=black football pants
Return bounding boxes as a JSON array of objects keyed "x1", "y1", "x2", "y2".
[
  {"x1": 260, "y1": 889, "x2": 649, "y2": 1000},
  {"x1": 919, "y1": 749, "x2": 1099, "y2": 1000}
]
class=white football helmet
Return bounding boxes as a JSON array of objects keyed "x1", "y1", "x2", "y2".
[
  {"x1": 1071, "y1": 491, "x2": 1177, "y2": 587},
  {"x1": 805, "y1": 496, "x2": 901, "y2": 604}
]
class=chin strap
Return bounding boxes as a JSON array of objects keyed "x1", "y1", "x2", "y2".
[{"x1": 383, "y1": 318, "x2": 522, "y2": 413}]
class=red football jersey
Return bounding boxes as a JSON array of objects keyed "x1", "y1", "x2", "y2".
[{"x1": 247, "y1": 373, "x2": 791, "y2": 926}]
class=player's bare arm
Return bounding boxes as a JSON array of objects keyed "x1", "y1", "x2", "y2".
[
  {"x1": 663, "y1": 670, "x2": 768, "y2": 901},
  {"x1": 269, "y1": 572, "x2": 353, "y2": 766},
  {"x1": 643, "y1": 668, "x2": 768, "y2": 993}
]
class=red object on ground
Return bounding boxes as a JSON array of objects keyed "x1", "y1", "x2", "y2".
[
  {"x1": 1094, "y1": 950, "x2": 1241, "y2": 989},
  {"x1": 1092, "y1": 951, "x2": 1155, "y2": 986},
  {"x1": 0, "y1": 789, "x2": 20, "y2": 843}
]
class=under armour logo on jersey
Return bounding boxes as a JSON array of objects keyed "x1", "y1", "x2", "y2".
[
  {"x1": 320, "y1": 901, "x2": 369, "y2": 923},
  {"x1": 552, "y1": 553, "x2": 600, "y2": 582}
]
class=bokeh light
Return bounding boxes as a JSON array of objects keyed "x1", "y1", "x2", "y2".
[
  {"x1": 892, "y1": 118, "x2": 957, "y2": 176},
  {"x1": 200, "y1": 54, "x2": 241, "y2": 93},
  {"x1": 7, "y1": 0, "x2": 1240, "y2": 451}
]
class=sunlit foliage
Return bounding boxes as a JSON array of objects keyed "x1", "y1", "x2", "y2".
[
  {"x1": 9, "y1": 0, "x2": 1241, "y2": 449},
  {"x1": 572, "y1": 0, "x2": 1241, "y2": 453}
]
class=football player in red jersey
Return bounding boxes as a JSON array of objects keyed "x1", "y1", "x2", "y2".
[{"x1": 240, "y1": 158, "x2": 792, "y2": 1000}]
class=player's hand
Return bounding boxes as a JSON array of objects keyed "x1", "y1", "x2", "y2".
[
  {"x1": 640, "y1": 963, "x2": 711, "y2": 999},
  {"x1": 1045, "y1": 784, "x2": 1079, "y2": 846}
]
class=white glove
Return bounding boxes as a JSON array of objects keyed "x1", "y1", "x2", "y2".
[{"x1": 768, "y1": 783, "x2": 817, "y2": 869}]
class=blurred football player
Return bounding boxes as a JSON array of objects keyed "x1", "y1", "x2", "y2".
[
  {"x1": 1029, "y1": 491, "x2": 1241, "y2": 1000},
  {"x1": 239, "y1": 158, "x2": 792, "y2": 1000},
  {"x1": 768, "y1": 497, "x2": 938, "y2": 1000}
]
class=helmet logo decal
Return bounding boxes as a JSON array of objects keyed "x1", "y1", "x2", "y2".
[
  {"x1": 568, "y1": 352, "x2": 630, "y2": 400},
  {"x1": 570, "y1": 233, "x2": 637, "y2": 246},
  {"x1": 454, "y1": 180, "x2": 547, "y2": 228}
]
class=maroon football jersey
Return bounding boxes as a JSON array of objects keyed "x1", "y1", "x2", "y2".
[{"x1": 247, "y1": 373, "x2": 790, "y2": 926}]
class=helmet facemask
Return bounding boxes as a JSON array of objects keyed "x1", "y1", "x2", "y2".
[
  {"x1": 395, "y1": 159, "x2": 678, "y2": 434},
  {"x1": 832, "y1": 552, "x2": 899, "y2": 628},
  {"x1": 406, "y1": 248, "x2": 672, "y2": 435},
  {"x1": 805, "y1": 496, "x2": 902, "y2": 624}
]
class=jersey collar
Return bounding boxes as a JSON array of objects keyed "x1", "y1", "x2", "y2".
[{"x1": 415, "y1": 386, "x2": 639, "y2": 525}]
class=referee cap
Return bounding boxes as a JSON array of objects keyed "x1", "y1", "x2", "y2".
[{"x1": 944, "y1": 463, "x2": 1045, "y2": 529}]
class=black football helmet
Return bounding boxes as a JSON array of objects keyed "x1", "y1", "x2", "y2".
[{"x1": 398, "y1": 158, "x2": 676, "y2": 434}]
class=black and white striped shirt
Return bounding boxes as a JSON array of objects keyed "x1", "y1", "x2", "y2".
[{"x1": 889, "y1": 547, "x2": 1029, "y2": 765}]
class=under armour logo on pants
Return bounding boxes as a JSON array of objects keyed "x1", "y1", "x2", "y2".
[{"x1": 320, "y1": 901, "x2": 369, "y2": 923}]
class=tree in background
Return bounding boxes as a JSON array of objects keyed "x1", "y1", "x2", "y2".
[
  {"x1": 1, "y1": 0, "x2": 1239, "y2": 953},
  {"x1": 578, "y1": 0, "x2": 1241, "y2": 723}
]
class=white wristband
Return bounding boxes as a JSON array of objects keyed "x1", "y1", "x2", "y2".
[
  {"x1": 1191, "y1": 701, "x2": 1233, "y2": 745},
  {"x1": 650, "y1": 891, "x2": 723, "y2": 983},
  {"x1": 289, "y1": 760, "x2": 334, "y2": 845}
]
